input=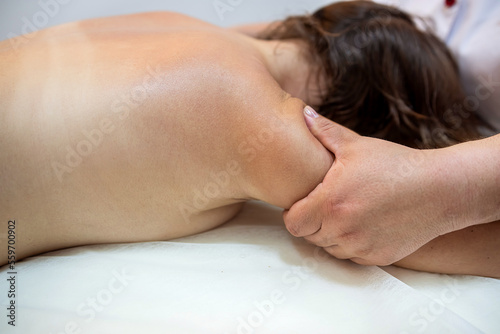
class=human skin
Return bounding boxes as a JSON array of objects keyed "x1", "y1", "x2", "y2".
[
  {"x1": 1, "y1": 11, "x2": 498, "y2": 278},
  {"x1": 284, "y1": 109, "x2": 500, "y2": 278},
  {"x1": 0, "y1": 12, "x2": 333, "y2": 264},
  {"x1": 235, "y1": 21, "x2": 500, "y2": 278}
]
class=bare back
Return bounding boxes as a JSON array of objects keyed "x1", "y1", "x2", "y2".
[{"x1": 0, "y1": 12, "x2": 332, "y2": 263}]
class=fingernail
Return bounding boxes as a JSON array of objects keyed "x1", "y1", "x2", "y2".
[{"x1": 304, "y1": 106, "x2": 318, "y2": 118}]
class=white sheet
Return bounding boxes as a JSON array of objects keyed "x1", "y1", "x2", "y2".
[{"x1": 1, "y1": 201, "x2": 499, "y2": 334}]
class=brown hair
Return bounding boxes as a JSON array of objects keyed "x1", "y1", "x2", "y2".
[{"x1": 260, "y1": 0, "x2": 485, "y2": 148}]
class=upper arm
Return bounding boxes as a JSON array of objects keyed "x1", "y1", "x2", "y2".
[{"x1": 236, "y1": 97, "x2": 334, "y2": 209}]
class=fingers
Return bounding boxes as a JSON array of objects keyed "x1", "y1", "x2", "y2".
[
  {"x1": 323, "y1": 245, "x2": 351, "y2": 260},
  {"x1": 323, "y1": 246, "x2": 377, "y2": 265},
  {"x1": 303, "y1": 228, "x2": 336, "y2": 248},
  {"x1": 349, "y1": 257, "x2": 374, "y2": 266},
  {"x1": 282, "y1": 182, "x2": 325, "y2": 237},
  {"x1": 282, "y1": 201, "x2": 321, "y2": 237},
  {"x1": 284, "y1": 107, "x2": 356, "y2": 238},
  {"x1": 303, "y1": 106, "x2": 359, "y2": 155}
]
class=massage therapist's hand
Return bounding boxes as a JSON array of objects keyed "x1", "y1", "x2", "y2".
[{"x1": 283, "y1": 106, "x2": 499, "y2": 266}]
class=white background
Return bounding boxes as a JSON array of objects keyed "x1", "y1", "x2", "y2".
[{"x1": 0, "y1": 0, "x2": 337, "y2": 41}]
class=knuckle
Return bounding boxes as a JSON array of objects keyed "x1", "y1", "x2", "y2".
[
  {"x1": 378, "y1": 252, "x2": 398, "y2": 266},
  {"x1": 376, "y1": 257, "x2": 394, "y2": 267},
  {"x1": 323, "y1": 247, "x2": 336, "y2": 257},
  {"x1": 285, "y1": 222, "x2": 302, "y2": 236},
  {"x1": 351, "y1": 257, "x2": 371, "y2": 266},
  {"x1": 356, "y1": 247, "x2": 372, "y2": 258},
  {"x1": 283, "y1": 211, "x2": 302, "y2": 236},
  {"x1": 324, "y1": 196, "x2": 344, "y2": 218},
  {"x1": 350, "y1": 244, "x2": 397, "y2": 266},
  {"x1": 316, "y1": 118, "x2": 338, "y2": 134},
  {"x1": 286, "y1": 218, "x2": 318, "y2": 237},
  {"x1": 364, "y1": 250, "x2": 395, "y2": 266}
]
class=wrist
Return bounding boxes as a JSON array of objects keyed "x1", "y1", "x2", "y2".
[{"x1": 432, "y1": 137, "x2": 500, "y2": 231}]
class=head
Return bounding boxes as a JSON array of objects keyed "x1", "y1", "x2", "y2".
[{"x1": 260, "y1": 0, "x2": 485, "y2": 148}]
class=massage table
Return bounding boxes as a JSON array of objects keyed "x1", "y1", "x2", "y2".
[{"x1": 1, "y1": 201, "x2": 499, "y2": 333}]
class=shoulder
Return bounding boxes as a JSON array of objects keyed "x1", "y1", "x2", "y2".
[
  {"x1": 186, "y1": 36, "x2": 334, "y2": 209},
  {"x1": 145, "y1": 30, "x2": 333, "y2": 209},
  {"x1": 225, "y1": 72, "x2": 334, "y2": 208}
]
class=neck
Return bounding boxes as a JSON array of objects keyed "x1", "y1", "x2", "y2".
[{"x1": 252, "y1": 38, "x2": 323, "y2": 106}]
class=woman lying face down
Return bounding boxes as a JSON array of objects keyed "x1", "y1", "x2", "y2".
[{"x1": 0, "y1": 1, "x2": 492, "y2": 276}]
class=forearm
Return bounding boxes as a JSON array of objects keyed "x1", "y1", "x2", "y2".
[
  {"x1": 394, "y1": 221, "x2": 500, "y2": 278},
  {"x1": 380, "y1": 133, "x2": 500, "y2": 277},
  {"x1": 432, "y1": 133, "x2": 500, "y2": 231}
]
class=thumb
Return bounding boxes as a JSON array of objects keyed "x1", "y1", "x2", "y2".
[
  {"x1": 304, "y1": 106, "x2": 359, "y2": 154},
  {"x1": 282, "y1": 181, "x2": 325, "y2": 237}
]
